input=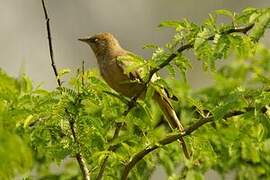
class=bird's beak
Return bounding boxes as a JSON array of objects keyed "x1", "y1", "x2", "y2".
[{"x1": 78, "y1": 37, "x2": 89, "y2": 43}]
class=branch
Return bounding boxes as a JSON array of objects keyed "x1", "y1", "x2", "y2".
[
  {"x1": 148, "y1": 23, "x2": 255, "y2": 80},
  {"x1": 41, "y1": 0, "x2": 61, "y2": 87},
  {"x1": 103, "y1": 91, "x2": 130, "y2": 105},
  {"x1": 41, "y1": 1, "x2": 90, "y2": 179},
  {"x1": 120, "y1": 109, "x2": 249, "y2": 180},
  {"x1": 68, "y1": 118, "x2": 90, "y2": 180},
  {"x1": 120, "y1": 118, "x2": 210, "y2": 180},
  {"x1": 76, "y1": 154, "x2": 90, "y2": 180},
  {"x1": 123, "y1": 23, "x2": 255, "y2": 117}
]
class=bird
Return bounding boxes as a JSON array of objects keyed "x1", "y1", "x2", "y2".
[{"x1": 78, "y1": 32, "x2": 189, "y2": 158}]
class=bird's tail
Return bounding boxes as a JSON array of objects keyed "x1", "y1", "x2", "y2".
[{"x1": 153, "y1": 90, "x2": 190, "y2": 159}]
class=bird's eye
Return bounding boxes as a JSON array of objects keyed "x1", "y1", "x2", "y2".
[{"x1": 89, "y1": 37, "x2": 99, "y2": 43}]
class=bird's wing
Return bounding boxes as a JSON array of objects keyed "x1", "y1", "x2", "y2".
[
  {"x1": 116, "y1": 53, "x2": 178, "y2": 100},
  {"x1": 116, "y1": 53, "x2": 148, "y2": 83}
]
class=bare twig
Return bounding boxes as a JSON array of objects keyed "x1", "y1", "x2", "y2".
[
  {"x1": 82, "y1": 60, "x2": 85, "y2": 87},
  {"x1": 41, "y1": 0, "x2": 61, "y2": 87},
  {"x1": 41, "y1": 1, "x2": 90, "y2": 179}
]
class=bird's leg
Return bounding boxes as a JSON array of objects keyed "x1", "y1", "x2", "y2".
[
  {"x1": 122, "y1": 96, "x2": 137, "y2": 116},
  {"x1": 129, "y1": 95, "x2": 138, "y2": 107},
  {"x1": 124, "y1": 83, "x2": 147, "y2": 115},
  {"x1": 121, "y1": 95, "x2": 138, "y2": 116}
]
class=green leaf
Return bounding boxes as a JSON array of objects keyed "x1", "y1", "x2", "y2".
[
  {"x1": 241, "y1": 141, "x2": 260, "y2": 163},
  {"x1": 57, "y1": 68, "x2": 71, "y2": 78},
  {"x1": 23, "y1": 115, "x2": 34, "y2": 128},
  {"x1": 142, "y1": 44, "x2": 159, "y2": 50},
  {"x1": 166, "y1": 64, "x2": 176, "y2": 77},
  {"x1": 212, "y1": 93, "x2": 245, "y2": 121},
  {"x1": 185, "y1": 170, "x2": 204, "y2": 180},
  {"x1": 194, "y1": 28, "x2": 211, "y2": 50},
  {"x1": 215, "y1": 9, "x2": 234, "y2": 18},
  {"x1": 228, "y1": 35, "x2": 255, "y2": 58},
  {"x1": 174, "y1": 54, "x2": 191, "y2": 72},
  {"x1": 151, "y1": 47, "x2": 170, "y2": 68},
  {"x1": 187, "y1": 97, "x2": 205, "y2": 117},
  {"x1": 249, "y1": 9, "x2": 270, "y2": 42},
  {"x1": 159, "y1": 21, "x2": 181, "y2": 28},
  {"x1": 17, "y1": 74, "x2": 33, "y2": 93},
  {"x1": 235, "y1": 7, "x2": 258, "y2": 25}
]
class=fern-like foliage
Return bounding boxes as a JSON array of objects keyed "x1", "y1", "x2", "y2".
[{"x1": 0, "y1": 7, "x2": 269, "y2": 180}]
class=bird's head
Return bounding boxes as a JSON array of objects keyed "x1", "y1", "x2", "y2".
[{"x1": 78, "y1": 32, "x2": 121, "y2": 56}]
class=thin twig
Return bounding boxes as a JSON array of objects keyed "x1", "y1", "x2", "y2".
[
  {"x1": 76, "y1": 154, "x2": 90, "y2": 180},
  {"x1": 41, "y1": 0, "x2": 61, "y2": 87},
  {"x1": 82, "y1": 60, "x2": 85, "y2": 87},
  {"x1": 41, "y1": 1, "x2": 90, "y2": 179},
  {"x1": 103, "y1": 91, "x2": 130, "y2": 105}
]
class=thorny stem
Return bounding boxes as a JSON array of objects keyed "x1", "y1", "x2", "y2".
[
  {"x1": 41, "y1": 0, "x2": 90, "y2": 179},
  {"x1": 41, "y1": 0, "x2": 61, "y2": 87}
]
